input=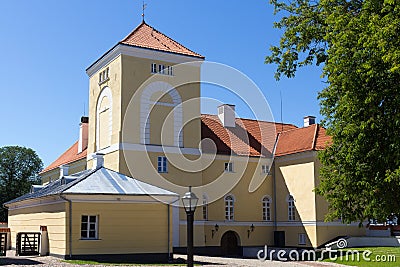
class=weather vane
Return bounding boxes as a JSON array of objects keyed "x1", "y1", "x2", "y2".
[{"x1": 142, "y1": 1, "x2": 147, "y2": 22}]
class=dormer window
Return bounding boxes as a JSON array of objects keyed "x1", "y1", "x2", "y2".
[{"x1": 99, "y1": 67, "x2": 109, "y2": 84}]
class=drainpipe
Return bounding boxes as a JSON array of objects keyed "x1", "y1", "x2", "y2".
[
  {"x1": 167, "y1": 204, "x2": 171, "y2": 261},
  {"x1": 271, "y1": 133, "x2": 280, "y2": 232},
  {"x1": 59, "y1": 195, "x2": 72, "y2": 258},
  {"x1": 168, "y1": 198, "x2": 179, "y2": 262}
]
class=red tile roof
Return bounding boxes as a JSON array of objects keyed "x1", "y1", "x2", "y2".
[
  {"x1": 274, "y1": 124, "x2": 332, "y2": 156},
  {"x1": 201, "y1": 114, "x2": 297, "y2": 157},
  {"x1": 120, "y1": 22, "x2": 204, "y2": 59},
  {"x1": 40, "y1": 141, "x2": 87, "y2": 174},
  {"x1": 200, "y1": 115, "x2": 331, "y2": 157}
]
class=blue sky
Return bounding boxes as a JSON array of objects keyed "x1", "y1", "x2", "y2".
[{"x1": 0, "y1": 0, "x2": 324, "y2": 167}]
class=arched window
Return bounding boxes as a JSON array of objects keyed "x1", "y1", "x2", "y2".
[
  {"x1": 287, "y1": 195, "x2": 295, "y2": 221},
  {"x1": 140, "y1": 81, "x2": 183, "y2": 147},
  {"x1": 262, "y1": 196, "x2": 271, "y2": 221},
  {"x1": 202, "y1": 194, "x2": 208, "y2": 220},
  {"x1": 225, "y1": 195, "x2": 234, "y2": 221},
  {"x1": 96, "y1": 87, "x2": 112, "y2": 150}
]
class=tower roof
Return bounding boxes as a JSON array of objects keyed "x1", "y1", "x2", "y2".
[{"x1": 120, "y1": 22, "x2": 204, "y2": 59}]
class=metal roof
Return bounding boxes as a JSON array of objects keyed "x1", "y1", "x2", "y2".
[{"x1": 4, "y1": 167, "x2": 178, "y2": 206}]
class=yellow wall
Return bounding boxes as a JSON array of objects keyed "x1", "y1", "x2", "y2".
[
  {"x1": 8, "y1": 201, "x2": 67, "y2": 256},
  {"x1": 41, "y1": 158, "x2": 87, "y2": 185},
  {"x1": 69, "y1": 202, "x2": 172, "y2": 255}
]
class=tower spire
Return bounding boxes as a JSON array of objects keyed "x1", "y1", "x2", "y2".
[{"x1": 142, "y1": 1, "x2": 147, "y2": 22}]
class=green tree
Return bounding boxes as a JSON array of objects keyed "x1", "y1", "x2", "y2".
[
  {"x1": 266, "y1": 0, "x2": 400, "y2": 224},
  {"x1": 0, "y1": 146, "x2": 43, "y2": 222}
]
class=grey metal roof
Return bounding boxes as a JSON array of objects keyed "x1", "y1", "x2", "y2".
[
  {"x1": 64, "y1": 168, "x2": 177, "y2": 196},
  {"x1": 4, "y1": 167, "x2": 177, "y2": 206}
]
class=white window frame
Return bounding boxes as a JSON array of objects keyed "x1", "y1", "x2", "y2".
[
  {"x1": 99, "y1": 67, "x2": 109, "y2": 84},
  {"x1": 224, "y1": 162, "x2": 234, "y2": 172},
  {"x1": 81, "y1": 215, "x2": 98, "y2": 239},
  {"x1": 158, "y1": 64, "x2": 165, "y2": 74},
  {"x1": 225, "y1": 195, "x2": 234, "y2": 221},
  {"x1": 287, "y1": 195, "x2": 295, "y2": 221},
  {"x1": 157, "y1": 156, "x2": 168, "y2": 173},
  {"x1": 151, "y1": 63, "x2": 157, "y2": 73},
  {"x1": 167, "y1": 66, "x2": 173, "y2": 76},
  {"x1": 298, "y1": 233, "x2": 306, "y2": 245},
  {"x1": 261, "y1": 164, "x2": 269, "y2": 174},
  {"x1": 202, "y1": 196, "x2": 208, "y2": 221},
  {"x1": 262, "y1": 196, "x2": 271, "y2": 221}
]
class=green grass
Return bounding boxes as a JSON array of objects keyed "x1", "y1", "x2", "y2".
[
  {"x1": 322, "y1": 247, "x2": 400, "y2": 267},
  {"x1": 61, "y1": 260, "x2": 189, "y2": 266}
]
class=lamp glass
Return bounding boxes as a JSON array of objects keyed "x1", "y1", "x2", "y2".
[{"x1": 182, "y1": 190, "x2": 199, "y2": 212}]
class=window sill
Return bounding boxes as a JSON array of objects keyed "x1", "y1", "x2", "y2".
[
  {"x1": 79, "y1": 238, "x2": 101, "y2": 241},
  {"x1": 98, "y1": 78, "x2": 110, "y2": 86}
]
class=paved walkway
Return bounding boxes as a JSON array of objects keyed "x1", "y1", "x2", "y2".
[{"x1": 0, "y1": 251, "x2": 347, "y2": 267}]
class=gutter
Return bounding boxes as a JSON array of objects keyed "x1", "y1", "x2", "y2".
[{"x1": 59, "y1": 195, "x2": 72, "y2": 259}]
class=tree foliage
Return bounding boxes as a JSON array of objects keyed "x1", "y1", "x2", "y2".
[
  {"x1": 0, "y1": 146, "x2": 43, "y2": 222},
  {"x1": 266, "y1": 0, "x2": 400, "y2": 223}
]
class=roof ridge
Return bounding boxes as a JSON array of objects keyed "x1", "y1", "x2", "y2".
[
  {"x1": 60, "y1": 167, "x2": 99, "y2": 194},
  {"x1": 145, "y1": 23, "x2": 203, "y2": 58},
  {"x1": 201, "y1": 114, "x2": 297, "y2": 127}
]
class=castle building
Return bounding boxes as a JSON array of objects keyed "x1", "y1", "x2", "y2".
[{"x1": 4, "y1": 21, "x2": 365, "y2": 260}]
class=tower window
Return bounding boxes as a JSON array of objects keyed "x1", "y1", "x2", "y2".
[
  {"x1": 99, "y1": 67, "x2": 109, "y2": 84},
  {"x1": 158, "y1": 64, "x2": 165, "y2": 74},
  {"x1": 224, "y1": 162, "x2": 233, "y2": 172},
  {"x1": 261, "y1": 165, "x2": 269, "y2": 174},
  {"x1": 202, "y1": 196, "x2": 208, "y2": 220},
  {"x1": 151, "y1": 63, "x2": 157, "y2": 73}
]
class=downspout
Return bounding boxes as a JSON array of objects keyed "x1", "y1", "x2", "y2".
[
  {"x1": 168, "y1": 198, "x2": 179, "y2": 262},
  {"x1": 59, "y1": 195, "x2": 72, "y2": 258},
  {"x1": 271, "y1": 133, "x2": 281, "y2": 232}
]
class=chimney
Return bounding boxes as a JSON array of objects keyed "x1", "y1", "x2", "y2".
[
  {"x1": 218, "y1": 104, "x2": 236, "y2": 128},
  {"x1": 92, "y1": 153, "x2": 104, "y2": 170},
  {"x1": 304, "y1": 116, "x2": 316, "y2": 127},
  {"x1": 78, "y1": 116, "x2": 89, "y2": 153},
  {"x1": 59, "y1": 164, "x2": 69, "y2": 178}
]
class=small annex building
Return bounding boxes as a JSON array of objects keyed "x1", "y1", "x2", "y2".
[{"x1": 4, "y1": 154, "x2": 178, "y2": 262}]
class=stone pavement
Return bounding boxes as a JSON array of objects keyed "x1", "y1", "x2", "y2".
[{"x1": 0, "y1": 251, "x2": 348, "y2": 267}]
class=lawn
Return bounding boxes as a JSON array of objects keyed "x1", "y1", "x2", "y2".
[{"x1": 323, "y1": 247, "x2": 400, "y2": 267}]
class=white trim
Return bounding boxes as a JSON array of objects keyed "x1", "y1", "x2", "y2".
[
  {"x1": 86, "y1": 44, "x2": 204, "y2": 78},
  {"x1": 179, "y1": 220, "x2": 362, "y2": 227},
  {"x1": 7, "y1": 199, "x2": 66, "y2": 211},
  {"x1": 62, "y1": 194, "x2": 178, "y2": 204},
  {"x1": 96, "y1": 87, "x2": 113, "y2": 151},
  {"x1": 88, "y1": 143, "x2": 201, "y2": 159}
]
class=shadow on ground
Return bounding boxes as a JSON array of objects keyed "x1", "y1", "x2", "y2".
[{"x1": 0, "y1": 257, "x2": 43, "y2": 265}]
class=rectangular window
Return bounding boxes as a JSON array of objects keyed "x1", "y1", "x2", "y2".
[
  {"x1": 224, "y1": 162, "x2": 233, "y2": 172},
  {"x1": 151, "y1": 63, "x2": 157, "y2": 73},
  {"x1": 99, "y1": 67, "x2": 109, "y2": 84},
  {"x1": 81, "y1": 215, "x2": 98, "y2": 239},
  {"x1": 202, "y1": 199, "x2": 208, "y2": 220},
  {"x1": 298, "y1": 233, "x2": 306, "y2": 245},
  {"x1": 261, "y1": 165, "x2": 269, "y2": 174},
  {"x1": 158, "y1": 156, "x2": 168, "y2": 173},
  {"x1": 167, "y1": 66, "x2": 173, "y2": 76},
  {"x1": 288, "y1": 201, "x2": 295, "y2": 221},
  {"x1": 158, "y1": 64, "x2": 165, "y2": 74}
]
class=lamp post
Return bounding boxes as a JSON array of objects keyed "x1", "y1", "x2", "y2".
[{"x1": 182, "y1": 186, "x2": 198, "y2": 267}]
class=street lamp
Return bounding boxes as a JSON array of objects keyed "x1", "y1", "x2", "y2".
[{"x1": 182, "y1": 186, "x2": 198, "y2": 267}]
